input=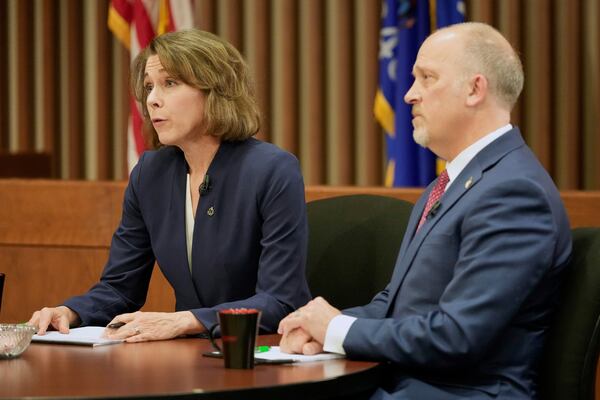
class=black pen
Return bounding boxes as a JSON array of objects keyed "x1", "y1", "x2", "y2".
[{"x1": 107, "y1": 321, "x2": 126, "y2": 329}]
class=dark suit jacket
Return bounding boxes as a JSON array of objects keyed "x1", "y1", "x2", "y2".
[
  {"x1": 64, "y1": 138, "x2": 311, "y2": 332},
  {"x1": 343, "y1": 128, "x2": 572, "y2": 399}
]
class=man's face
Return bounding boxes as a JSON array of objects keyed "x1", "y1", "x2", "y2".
[{"x1": 404, "y1": 31, "x2": 468, "y2": 159}]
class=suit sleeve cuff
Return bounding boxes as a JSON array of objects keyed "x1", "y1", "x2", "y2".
[{"x1": 323, "y1": 314, "x2": 357, "y2": 355}]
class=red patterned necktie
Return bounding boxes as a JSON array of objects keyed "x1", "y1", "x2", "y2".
[{"x1": 417, "y1": 169, "x2": 449, "y2": 231}]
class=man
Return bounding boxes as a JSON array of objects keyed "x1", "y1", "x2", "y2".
[{"x1": 278, "y1": 22, "x2": 571, "y2": 399}]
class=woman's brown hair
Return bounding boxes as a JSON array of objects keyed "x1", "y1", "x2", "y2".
[{"x1": 131, "y1": 29, "x2": 261, "y2": 147}]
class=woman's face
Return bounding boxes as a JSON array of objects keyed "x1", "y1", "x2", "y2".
[{"x1": 144, "y1": 55, "x2": 207, "y2": 147}]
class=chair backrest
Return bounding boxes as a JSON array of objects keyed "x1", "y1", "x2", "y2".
[
  {"x1": 306, "y1": 194, "x2": 413, "y2": 310},
  {"x1": 540, "y1": 227, "x2": 600, "y2": 400}
]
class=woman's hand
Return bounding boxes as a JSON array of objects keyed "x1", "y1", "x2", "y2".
[
  {"x1": 103, "y1": 311, "x2": 205, "y2": 342},
  {"x1": 28, "y1": 306, "x2": 81, "y2": 335}
]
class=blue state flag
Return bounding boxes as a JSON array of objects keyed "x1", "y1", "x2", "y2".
[{"x1": 374, "y1": 0, "x2": 465, "y2": 187}]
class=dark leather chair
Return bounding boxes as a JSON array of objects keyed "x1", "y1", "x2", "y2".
[
  {"x1": 306, "y1": 194, "x2": 413, "y2": 309},
  {"x1": 307, "y1": 196, "x2": 600, "y2": 399},
  {"x1": 540, "y1": 227, "x2": 600, "y2": 400}
]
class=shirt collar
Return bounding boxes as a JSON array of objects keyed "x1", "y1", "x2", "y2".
[{"x1": 446, "y1": 124, "x2": 512, "y2": 189}]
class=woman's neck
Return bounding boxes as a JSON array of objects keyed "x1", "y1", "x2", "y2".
[{"x1": 180, "y1": 135, "x2": 222, "y2": 176}]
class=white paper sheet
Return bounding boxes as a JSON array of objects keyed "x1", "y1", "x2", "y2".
[
  {"x1": 32, "y1": 326, "x2": 123, "y2": 347},
  {"x1": 255, "y1": 346, "x2": 344, "y2": 363}
]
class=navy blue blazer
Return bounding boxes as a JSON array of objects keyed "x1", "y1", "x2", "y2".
[
  {"x1": 343, "y1": 129, "x2": 572, "y2": 399},
  {"x1": 64, "y1": 138, "x2": 311, "y2": 332}
]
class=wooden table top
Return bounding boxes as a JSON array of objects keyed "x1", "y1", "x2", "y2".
[{"x1": 0, "y1": 334, "x2": 383, "y2": 399}]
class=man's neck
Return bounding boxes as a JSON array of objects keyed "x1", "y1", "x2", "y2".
[{"x1": 444, "y1": 112, "x2": 511, "y2": 162}]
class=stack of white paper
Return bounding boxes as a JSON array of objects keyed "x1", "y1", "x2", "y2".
[
  {"x1": 32, "y1": 326, "x2": 123, "y2": 347},
  {"x1": 255, "y1": 346, "x2": 344, "y2": 363}
]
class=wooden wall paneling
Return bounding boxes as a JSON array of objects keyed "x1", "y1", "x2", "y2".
[
  {"x1": 466, "y1": 0, "x2": 495, "y2": 25},
  {"x1": 523, "y1": 0, "x2": 552, "y2": 172},
  {"x1": 58, "y1": 0, "x2": 68, "y2": 178},
  {"x1": 66, "y1": 0, "x2": 84, "y2": 179},
  {"x1": 271, "y1": 0, "x2": 298, "y2": 154},
  {"x1": 0, "y1": 180, "x2": 124, "y2": 247},
  {"x1": 0, "y1": 247, "x2": 110, "y2": 323},
  {"x1": 109, "y1": 40, "x2": 126, "y2": 181},
  {"x1": 84, "y1": 1, "x2": 98, "y2": 180},
  {"x1": 244, "y1": 0, "x2": 270, "y2": 142},
  {"x1": 119, "y1": 44, "x2": 129, "y2": 180},
  {"x1": 7, "y1": 0, "x2": 18, "y2": 152},
  {"x1": 0, "y1": 179, "x2": 175, "y2": 323},
  {"x1": 0, "y1": 244, "x2": 175, "y2": 323},
  {"x1": 144, "y1": 268, "x2": 175, "y2": 313},
  {"x1": 581, "y1": 0, "x2": 600, "y2": 189},
  {"x1": 96, "y1": 0, "x2": 112, "y2": 180},
  {"x1": 299, "y1": 0, "x2": 325, "y2": 185},
  {"x1": 0, "y1": 0, "x2": 8, "y2": 151},
  {"x1": 560, "y1": 191, "x2": 600, "y2": 230},
  {"x1": 305, "y1": 185, "x2": 422, "y2": 205},
  {"x1": 325, "y1": 0, "x2": 354, "y2": 185},
  {"x1": 496, "y1": 0, "x2": 523, "y2": 129},
  {"x1": 195, "y1": 0, "x2": 216, "y2": 33},
  {"x1": 554, "y1": 0, "x2": 581, "y2": 189},
  {"x1": 16, "y1": 0, "x2": 34, "y2": 152},
  {"x1": 354, "y1": 0, "x2": 381, "y2": 186},
  {"x1": 0, "y1": 247, "x2": 174, "y2": 323},
  {"x1": 1, "y1": 180, "x2": 598, "y2": 232},
  {"x1": 217, "y1": 0, "x2": 243, "y2": 53},
  {"x1": 33, "y1": 1, "x2": 43, "y2": 152},
  {"x1": 1, "y1": 0, "x2": 599, "y2": 189},
  {"x1": 41, "y1": 0, "x2": 59, "y2": 178},
  {"x1": 304, "y1": 187, "x2": 600, "y2": 229}
]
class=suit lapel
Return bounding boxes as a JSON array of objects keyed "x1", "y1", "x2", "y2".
[
  {"x1": 384, "y1": 167, "x2": 482, "y2": 315},
  {"x1": 397, "y1": 184, "x2": 431, "y2": 257},
  {"x1": 384, "y1": 128, "x2": 526, "y2": 314},
  {"x1": 169, "y1": 153, "x2": 203, "y2": 302}
]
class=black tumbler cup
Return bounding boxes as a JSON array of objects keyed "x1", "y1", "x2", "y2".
[{"x1": 209, "y1": 308, "x2": 261, "y2": 369}]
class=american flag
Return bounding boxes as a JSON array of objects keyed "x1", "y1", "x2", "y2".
[{"x1": 108, "y1": 0, "x2": 194, "y2": 172}]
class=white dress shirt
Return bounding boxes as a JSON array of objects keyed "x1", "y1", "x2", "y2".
[
  {"x1": 185, "y1": 174, "x2": 194, "y2": 273},
  {"x1": 323, "y1": 124, "x2": 513, "y2": 355}
]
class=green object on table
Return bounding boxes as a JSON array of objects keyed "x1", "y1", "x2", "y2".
[{"x1": 255, "y1": 346, "x2": 270, "y2": 353}]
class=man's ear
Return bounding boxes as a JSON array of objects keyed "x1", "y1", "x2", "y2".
[{"x1": 465, "y1": 74, "x2": 488, "y2": 107}]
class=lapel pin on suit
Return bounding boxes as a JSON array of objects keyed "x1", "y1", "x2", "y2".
[
  {"x1": 465, "y1": 177, "x2": 474, "y2": 189},
  {"x1": 207, "y1": 206, "x2": 215, "y2": 217}
]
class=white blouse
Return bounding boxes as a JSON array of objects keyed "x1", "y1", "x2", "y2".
[{"x1": 185, "y1": 173, "x2": 194, "y2": 274}]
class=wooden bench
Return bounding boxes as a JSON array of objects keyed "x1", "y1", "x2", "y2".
[
  {"x1": 0, "y1": 179, "x2": 597, "y2": 324},
  {"x1": 1, "y1": 179, "x2": 598, "y2": 324}
]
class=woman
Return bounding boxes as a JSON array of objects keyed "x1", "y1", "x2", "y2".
[{"x1": 28, "y1": 29, "x2": 311, "y2": 342}]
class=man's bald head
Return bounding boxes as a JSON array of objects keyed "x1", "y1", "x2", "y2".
[{"x1": 430, "y1": 22, "x2": 524, "y2": 110}]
